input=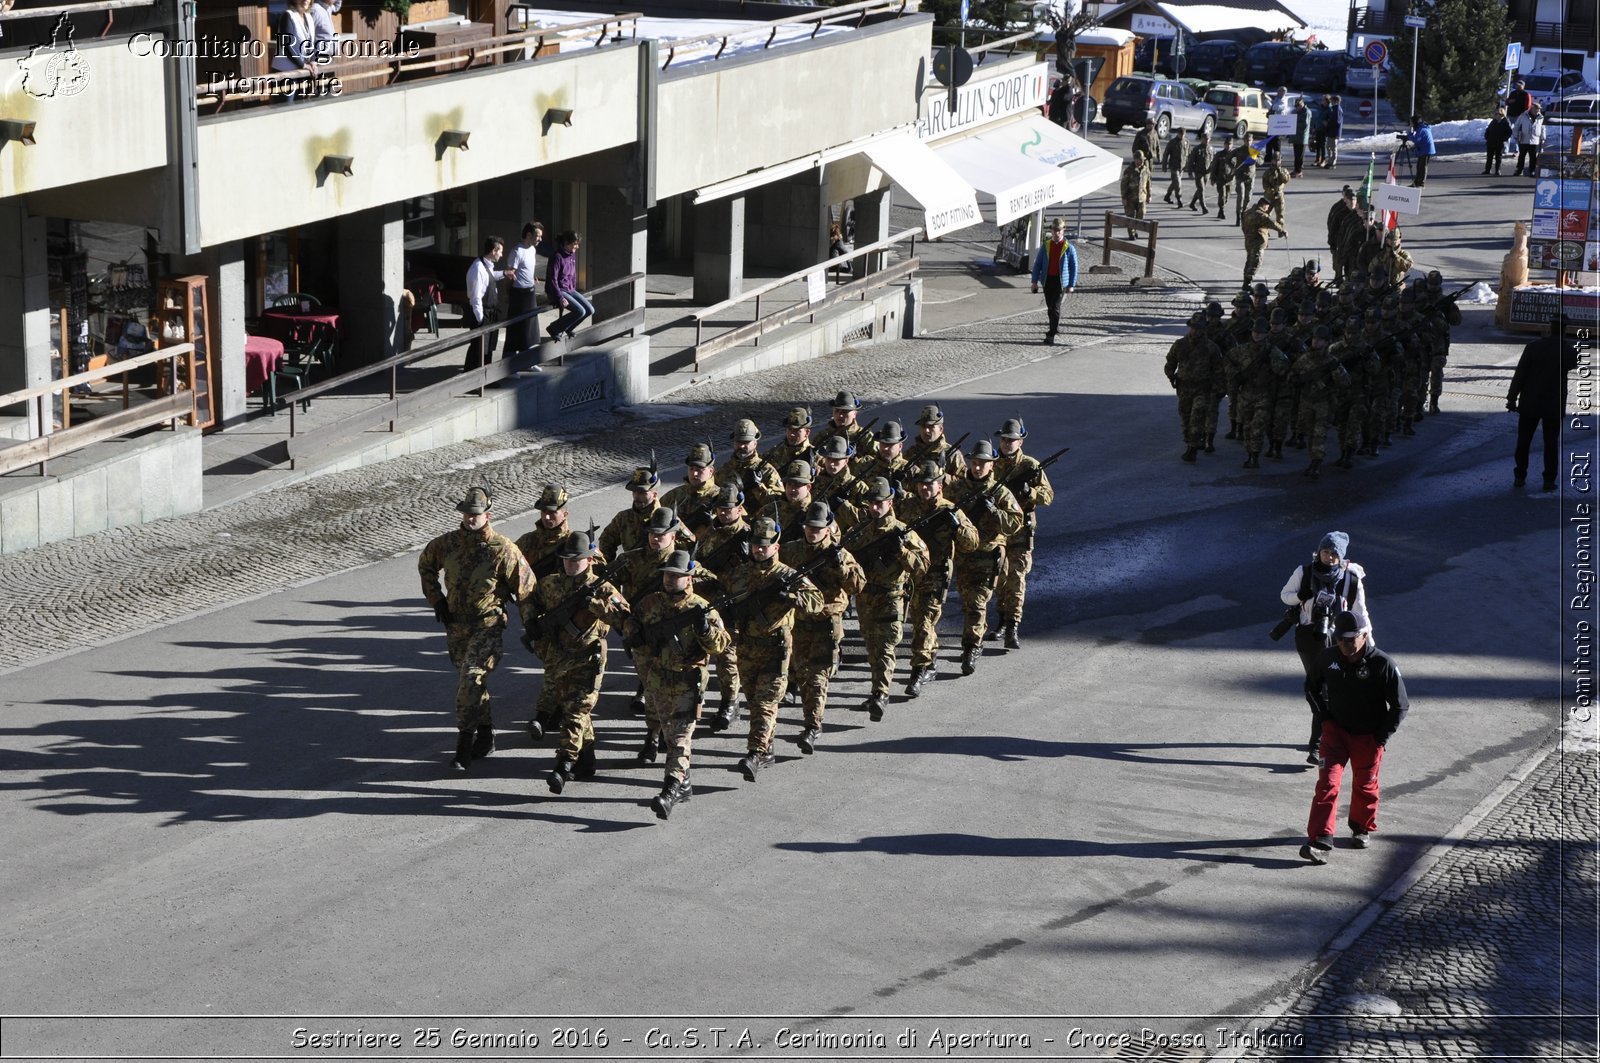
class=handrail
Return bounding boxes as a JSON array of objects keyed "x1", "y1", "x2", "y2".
[
  {"x1": 0, "y1": 392, "x2": 195, "y2": 478},
  {"x1": 661, "y1": 0, "x2": 907, "y2": 68},
  {"x1": 695, "y1": 229, "x2": 922, "y2": 321},
  {"x1": 968, "y1": 29, "x2": 1039, "y2": 56},
  {"x1": 196, "y1": 12, "x2": 643, "y2": 108},
  {"x1": 0, "y1": 342, "x2": 193, "y2": 409},
  {"x1": 0, "y1": 0, "x2": 156, "y2": 20}
]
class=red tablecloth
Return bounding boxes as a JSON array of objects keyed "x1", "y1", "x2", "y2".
[
  {"x1": 245, "y1": 334, "x2": 285, "y2": 392},
  {"x1": 260, "y1": 306, "x2": 342, "y2": 344}
]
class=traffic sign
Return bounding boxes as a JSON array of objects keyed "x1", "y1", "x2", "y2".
[
  {"x1": 932, "y1": 45, "x2": 974, "y2": 88},
  {"x1": 1358, "y1": 99, "x2": 1373, "y2": 118},
  {"x1": 1365, "y1": 40, "x2": 1388, "y2": 66},
  {"x1": 1403, "y1": 14, "x2": 1426, "y2": 28},
  {"x1": 959, "y1": 0, "x2": 968, "y2": 22},
  {"x1": 1504, "y1": 41, "x2": 1522, "y2": 70}
]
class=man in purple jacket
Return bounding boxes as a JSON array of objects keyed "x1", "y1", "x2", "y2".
[{"x1": 544, "y1": 230, "x2": 594, "y2": 340}]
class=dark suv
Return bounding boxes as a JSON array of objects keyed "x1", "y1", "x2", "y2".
[
  {"x1": 1290, "y1": 49, "x2": 1347, "y2": 93},
  {"x1": 1186, "y1": 39, "x2": 1247, "y2": 82},
  {"x1": 1101, "y1": 74, "x2": 1218, "y2": 137},
  {"x1": 1244, "y1": 41, "x2": 1308, "y2": 86}
]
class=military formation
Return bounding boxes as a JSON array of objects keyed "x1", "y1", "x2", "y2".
[
  {"x1": 418, "y1": 393, "x2": 1062, "y2": 821},
  {"x1": 1161, "y1": 187, "x2": 1464, "y2": 479}
]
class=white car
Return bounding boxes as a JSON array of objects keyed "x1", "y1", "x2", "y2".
[
  {"x1": 1520, "y1": 69, "x2": 1596, "y2": 106},
  {"x1": 1543, "y1": 92, "x2": 1600, "y2": 124}
]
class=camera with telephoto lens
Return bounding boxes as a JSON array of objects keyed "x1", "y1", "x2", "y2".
[{"x1": 1268, "y1": 604, "x2": 1299, "y2": 642}]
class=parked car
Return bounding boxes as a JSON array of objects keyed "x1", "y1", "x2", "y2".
[
  {"x1": 1290, "y1": 49, "x2": 1347, "y2": 93},
  {"x1": 1520, "y1": 68, "x2": 1593, "y2": 106},
  {"x1": 1203, "y1": 81, "x2": 1271, "y2": 137},
  {"x1": 1344, "y1": 57, "x2": 1392, "y2": 95},
  {"x1": 1243, "y1": 41, "x2": 1308, "y2": 86},
  {"x1": 1101, "y1": 74, "x2": 1219, "y2": 137},
  {"x1": 1545, "y1": 92, "x2": 1600, "y2": 125},
  {"x1": 1132, "y1": 37, "x2": 1185, "y2": 78},
  {"x1": 1185, "y1": 39, "x2": 1248, "y2": 82}
]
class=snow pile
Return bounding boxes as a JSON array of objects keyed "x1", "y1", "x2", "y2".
[
  {"x1": 1341, "y1": 117, "x2": 1493, "y2": 154},
  {"x1": 1461, "y1": 281, "x2": 1496, "y2": 304}
]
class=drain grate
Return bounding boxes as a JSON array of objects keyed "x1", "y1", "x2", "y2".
[
  {"x1": 559, "y1": 380, "x2": 605, "y2": 409},
  {"x1": 842, "y1": 322, "x2": 874, "y2": 345}
]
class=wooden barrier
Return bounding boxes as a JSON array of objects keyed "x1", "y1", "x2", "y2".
[{"x1": 1089, "y1": 212, "x2": 1162, "y2": 284}]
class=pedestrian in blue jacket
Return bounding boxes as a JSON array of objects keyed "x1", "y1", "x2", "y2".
[
  {"x1": 1030, "y1": 218, "x2": 1079, "y2": 345},
  {"x1": 1408, "y1": 116, "x2": 1437, "y2": 187}
]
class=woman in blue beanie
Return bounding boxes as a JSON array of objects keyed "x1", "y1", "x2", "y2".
[{"x1": 1279, "y1": 531, "x2": 1372, "y2": 764}]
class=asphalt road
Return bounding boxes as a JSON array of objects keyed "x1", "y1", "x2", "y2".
[{"x1": 0, "y1": 140, "x2": 1584, "y2": 1060}]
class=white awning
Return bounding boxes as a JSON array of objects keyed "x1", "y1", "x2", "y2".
[
  {"x1": 861, "y1": 135, "x2": 983, "y2": 240},
  {"x1": 941, "y1": 116, "x2": 1122, "y2": 224}
]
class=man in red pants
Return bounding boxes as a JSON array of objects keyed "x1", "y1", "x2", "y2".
[{"x1": 1301, "y1": 610, "x2": 1409, "y2": 864}]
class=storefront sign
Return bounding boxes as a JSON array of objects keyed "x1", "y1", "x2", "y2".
[
  {"x1": 917, "y1": 64, "x2": 1049, "y2": 141},
  {"x1": 1131, "y1": 14, "x2": 1175, "y2": 37},
  {"x1": 1510, "y1": 285, "x2": 1600, "y2": 324}
]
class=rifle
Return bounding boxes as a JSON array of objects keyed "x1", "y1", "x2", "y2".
[
  {"x1": 527, "y1": 561, "x2": 614, "y2": 644},
  {"x1": 1001, "y1": 446, "x2": 1070, "y2": 498},
  {"x1": 852, "y1": 500, "x2": 961, "y2": 570},
  {"x1": 907, "y1": 430, "x2": 969, "y2": 469},
  {"x1": 699, "y1": 526, "x2": 752, "y2": 575}
]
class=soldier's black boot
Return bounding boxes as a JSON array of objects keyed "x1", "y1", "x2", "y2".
[
  {"x1": 863, "y1": 693, "x2": 885, "y2": 721},
  {"x1": 797, "y1": 726, "x2": 820, "y2": 755},
  {"x1": 1268, "y1": 440, "x2": 1284, "y2": 459},
  {"x1": 1430, "y1": 399, "x2": 1440, "y2": 415},
  {"x1": 637, "y1": 730, "x2": 660, "y2": 764},
  {"x1": 1402, "y1": 418, "x2": 1415, "y2": 436},
  {"x1": 629, "y1": 685, "x2": 647, "y2": 716},
  {"x1": 959, "y1": 644, "x2": 978, "y2": 676},
  {"x1": 905, "y1": 667, "x2": 928, "y2": 698},
  {"x1": 1290, "y1": 433, "x2": 1307, "y2": 449},
  {"x1": 527, "y1": 715, "x2": 544, "y2": 742},
  {"x1": 709, "y1": 695, "x2": 737, "y2": 733},
  {"x1": 1224, "y1": 419, "x2": 1239, "y2": 440},
  {"x1": 1204, "y1": 433, "x2": 1216, "y2": 453},
  {"x1": 450, "y1": 729, "x2": 474, "y2": 773},
  {"x1": 1243, "y1": 451, "x2": 1260, "y2": 469},
  {"x1": 1336, "y1": 448, "x2": 1355, "y2": 469},
  {"x1": 739, "y1": 750, "x2": 774, "y2": 781},
  {"x1": 1182, "y1": 446, "x2": 1198, "y2": 463},
  {"x1": 652, "y1": 776, "x2": 691, "y2": 820},
  {"x1": 547, "y1": 755, "x2": 573, "y2": 794},
  {"x1": 1003, "y1": 620, "x2": 1021, "y2": 650},
  {"x1": 1303, "y1": 458, "x2": 1322, "y2": 480},
  {"x1": 470, "y1": 723, "x2": 495, "y2": 759},
  {"x1": 574, "y1": 741, "x2": 597, "y2": 780}
]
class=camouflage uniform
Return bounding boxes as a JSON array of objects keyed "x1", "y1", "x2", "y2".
[
  {"x1": 1260, "y1": 160, "x2": 1290, "y2": 225},
  {"x1": 811, "y1": 450, "x2": 869, "y2": 530},
  {"x1": 1266, "y1": 318, "x2": 1306, "y2": 457},
  {"x1": 851, "y1": 479, "x2": 931, "y2": 717},
  {"x1": 1226, "y1": 322, "x2": 1290, "y2": 466},
  {"x1": 516, "y1": 522, "x2": 569, "y2": 581},
  {"x1": 1161, "y1": 132, "x2": 1187, "y2": 204},
  {"x1": 1326, "y1": 193, "x2": 1359, "y2": 283},
  {"x1": 896, "y1": 468, "x2": 980, "y2": 695},
  {"x1": 1186, "y1": 134, "x2": 1213, "y2": 211},
  {"x1": 779, "y1": 506, "x2": 866, "y2": 747},
  {"x1": 418, "y1": 492, "x2": 538, "y2": 770},
  {"x1": 1229, "y1": 148, "x2": 1258, "y2": 225},
  {"x1": 1373, "y1": 230, "x2": 1413, "y2": 289},
  {"x1": 992, "y1": 427, "x2": 1055, "y2": 642},
  {"x1": 1289, "y1": 328, "x2": 1349, "y2": 476},
  {"x1": 526, "y1": 536, "x2": 631, "y2": 792},
  {"x1": 660, "y1": 443, "x2": 723, "y2": 538},
  {"x1": 1422, "y1": 274, "x2": 1461, "y2": 412},
  {"x1": 903, "y1": 405, "x2": 968, "y2": 481},
  {"x1": 600, "y1": 466, "x2": 695, "y2": 561},
  {"x1": 625, "y1": 554, "x2": 732, "y2": 818},
  {"x1": 763, "y1": 407, "x2": 817, "y2": 472},
  {"x1": 1131, "y1": 122, "x2": 1159, "y2": 163},
  {"x1": 946, "y1": 445, "x2": 1024, "y2": 668},
  {"x1": 717, "y1": 419, "x2": 784, "y2": 515},
  {"x1": 1240, "y1": 201, "x2": 1286, "y2": 286},
  {"x1": 719, "y1": 520, "x2": 825, "y2": 777},
  {"x1": 813, "y1": 390, "x2": 878, "y2": 473},
  {"x1": 1209, "y1": 140, "x2": 1235, "y2": 219},
  {"x1": 1165, "y1": 315, "x2": 1224, "y2": 457},
  {"x1": 1120, "y1": 157, "x2": 1152, "y2": 236},
  {"x1": 857, "y1": 424, "x2": 911, "y2": 494},
  {"x1": 695, "y1": 485, "x2": 752, "y2": 724}
]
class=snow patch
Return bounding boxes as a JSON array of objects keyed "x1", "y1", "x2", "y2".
[
  {"x1": 1336, "y1": 993, "x2": 1404, "y2": 1017},
  {"x1": 1461, "y1": 281, "x2": 1496, "y2": 304}
]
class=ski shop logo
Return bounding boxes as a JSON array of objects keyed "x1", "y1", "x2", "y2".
[{"x1": 19, "y1": 14, "x2": 92, "y2": 100}]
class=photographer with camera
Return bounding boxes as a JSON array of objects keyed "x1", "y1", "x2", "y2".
[
  {"x1": 1275, "y1": 531, "x2": 1372, "y2": 765},
  {"x1": 1405, "y1": 116, "x2": 1436, "y2": 187}
]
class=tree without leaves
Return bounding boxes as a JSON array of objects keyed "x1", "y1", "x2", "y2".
[{"x1": 1386, "y1": 0, "x2": 1510, "y2": 122}]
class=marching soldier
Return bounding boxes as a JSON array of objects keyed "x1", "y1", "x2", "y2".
[
  {"x1": 719, "y1": 516, "x2": 824, "y2": 780},
  {"x1": 905, "y1": 404, "x2": 967, "y2": 480},
  {"x1": 811, "y1": 435, "x2": 867, "y2": 525},
  {"x1": 764, "y1": 406, "x2": 817, "y2": 471},
  {"x1": 600, "y1": 462, "x2": 692, "y2": 562},
  {"x1": 1227, "y1": 317, "x2": 1291, "y2": 468},
  {"x1": 1241, "y1": 198, "x2": 1287, "y2": 287},
  {"x1": 1120, "y1": 154, "x2": 1152, "y2": 238},
  {"x1": 1161, "y1": 129, "x2": 1187, "y2": 206},
  {"x1": 897, "y1": 461, "x2": 978, "y2": 698},
  {"x1": 813, "y1": 390, "x2": 877, "y2": 469},
  {"x1": 1186, "y1": 130, "x2": 1213, "y2": 213},
  {"x1": 525, "y1": 530, "x2": 631, "y2": 795},
  {"x1": 774, "y1": 460, "x2": 820, "y2": 543},
  {"x1": 516, "y1": 485, "x2": 573, "y2": 581},
  {"x1": 1261, "y1": 151, "x2": 1290, "y2": 226},
  {"x1": 1289, "y1": 325, "x2": 1349, "y2": 480},
  {"x1": 1265, "y1": 307, "x2": 1306, "y2": 460},
  {"x1": 1131, "y1": 117, "x2": 1159, "y2": 163},
  {"x1": 947, "y1": 441, "x2": 1023, "y2": 674},
  {"x1": 1209, "y1": 133, "x2": 1236, "y2": 221},
  {"x1": 717, "y1": 418, "x2": 783, "y2": 514},
  {"x1": 992, "y1": 419, "x2": 1056, "y2": 650},
  {"x1": 661, "y1": 443, "x2": 722, "y2": 537},
  {"x1": 624, "y1": 550, "x2": 732, "y2": 820},
  {"x1": 1229, "y1": 139, "x2": 1259, "y2": 227},
  {"x1": 779, "y1": 502, "x2": 866, "y2": 753},
  {"x1": 610, "y1": 507, "x2": 691, "y2": 719},
  {"x1": 858, "y1": 420, "x2": 910, "y2": 493},
  {"x1": 696, "y1": 482, "x2": 752, "y2": 729},
  {"x1": 418, "y1": 486, "x2": 537, "y2": 772},
  {"x1": 851, "y1": 477, "x2": 930, "y2": 719},
  {"x1": 1166, "y1": 313, "x2": 1224, "y2": 462}
]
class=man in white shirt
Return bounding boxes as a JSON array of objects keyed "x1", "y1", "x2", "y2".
[
  {"x1": 505, "y1": 221, "x2": 544, "y2": 359},
  {"x1": 464, "y1": 236, "x2": 510, "y2": 371}
]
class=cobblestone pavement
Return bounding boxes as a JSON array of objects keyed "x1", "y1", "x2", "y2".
[
  {"x1": 0, "y1": 274, "x2": 1194, "y2": 673},
  {"x1": 1226, "y1": 736, "x2": 1598, "y2": 1061}
]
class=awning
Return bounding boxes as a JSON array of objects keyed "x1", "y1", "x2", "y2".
[
  {"x1": 861, "y1": 135, "x2": 983, "y2": 240},
  {"x1": 932, "y1": 116, "x2": 1123, "y2": 224}
]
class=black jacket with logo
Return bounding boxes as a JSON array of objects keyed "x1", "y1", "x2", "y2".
[{"x1": 1313, "y1": 643, "x2": 1409, "y2": 741}]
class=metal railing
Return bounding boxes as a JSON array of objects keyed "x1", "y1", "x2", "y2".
[
  {"x1": 197, "y1": 12, "x2": 643, "y2": 109},
  {"x1": 690, "y1": 229, "x2": 922, "y2": 371},
  {"x1": 0, "y1": 343, "x2": 197, "y2": 477},
  {"x1": 660, "y1": 0, "x2": 908, "y2": 68},
  {"x1": 273, "y1": 274, "x2": 642, "y2": 469}
]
